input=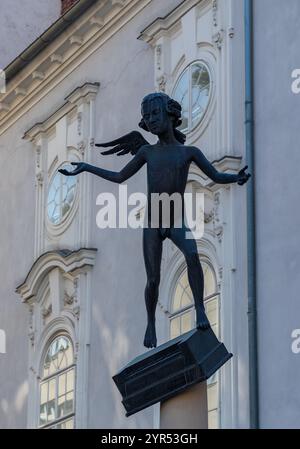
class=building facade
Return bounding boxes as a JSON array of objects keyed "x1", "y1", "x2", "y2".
[{"x1": 0, "y1": 0, "x2": 299, "y2": 429}]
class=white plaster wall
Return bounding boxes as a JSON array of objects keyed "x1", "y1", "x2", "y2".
[
  {"x1": 0, "y1": 0, "x2": 60, "y2": 68},
  {"x1": 254, "y1": 0, "x2": 300, "y2": 429}
]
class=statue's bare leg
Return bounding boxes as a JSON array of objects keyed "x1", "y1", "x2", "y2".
[
  {"x1": 143, "y1": 228, "x2": 163, "y2": 348},
  {"x1": 169, "y1": 227, "x2": 210, "y2": 330}
]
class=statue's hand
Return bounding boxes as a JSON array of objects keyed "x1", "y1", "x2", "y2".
[
  {"x1": 59, "y1": 162, "x2": 87, "y2": 176},
  {"x1": 237, "y1": 165, "x2": 251, "y2": 185}
]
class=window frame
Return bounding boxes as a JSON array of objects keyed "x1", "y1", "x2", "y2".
[
  {"x1": 38, "y1": 334, "x2": 76, "y2": 429},
  {"x1": 172, "y1": 60, "x2": 213, "y2": 135}
]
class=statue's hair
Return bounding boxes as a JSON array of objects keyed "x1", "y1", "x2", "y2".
[{"x1": 139, "y1": 92, "x2": 186, "y2": 144}]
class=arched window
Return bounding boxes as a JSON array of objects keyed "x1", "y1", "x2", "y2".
[
  {"x1": 39, "y1": 335, "x2": 75, "y2": 429},
  {"x1": 170, "y1": 261, "x2": 220, "y2": 429},
  {"x1": 47, "y1": 164, "x2": 78, "y2": 226},
  {"x1": 172, "y1": 61, "x2": 212, "y2": 134}
]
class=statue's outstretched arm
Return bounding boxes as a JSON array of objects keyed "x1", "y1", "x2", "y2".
[
  {"x1": 190, "y1": 147, "x2": 250, "y2": 185},
  {"x1": 59, "y1": 147, "x2": 147, "y2": 184}
]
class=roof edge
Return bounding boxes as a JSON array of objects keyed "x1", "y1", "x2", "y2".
[{"x1": 4, "y1": 0, "x2": 98, "y2": 83}]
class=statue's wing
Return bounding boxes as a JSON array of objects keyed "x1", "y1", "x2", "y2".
[{"x1": 95, "y1": 131, "x2": 149, "y2": 156}]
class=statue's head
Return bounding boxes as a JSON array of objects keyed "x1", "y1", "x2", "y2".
[{"x1": 139, "y1": 92, "x2": 186, "y2": 144}]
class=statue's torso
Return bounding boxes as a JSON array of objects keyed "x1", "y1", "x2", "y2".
[{"x1": 145, "y1": 145, "x2": 191, "y2": 196}]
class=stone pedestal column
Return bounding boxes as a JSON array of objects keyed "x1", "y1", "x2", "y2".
[{"x1": 160, "y1": 382, "x2": 208, "y2": 429}]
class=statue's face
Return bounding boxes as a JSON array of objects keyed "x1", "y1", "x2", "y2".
[{"x1": 141, "y1": 97, "x2": 171, "y2": 136}]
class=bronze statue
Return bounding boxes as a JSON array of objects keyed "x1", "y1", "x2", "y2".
[{"x1": 60, "y1": 93, "x2": 250, "y2": 348}]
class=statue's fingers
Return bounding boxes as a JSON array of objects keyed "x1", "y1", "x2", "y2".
[
  {"x1": 58, "y1": 169, "x2": 70, "y2": 176},
  {"x1": 71, "y1": 162, "x2": 80, "y2": 166}
]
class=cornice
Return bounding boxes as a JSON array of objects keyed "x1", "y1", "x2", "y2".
[
  {"x1": 138, "y1": 0, "x2": 209, "y2": 45},
  {"x1": 0, "y1": 0, "x2": 151, "y2": 136},
  {"x1": 23, "y1": 81, "x2": 100, "y2": 142},
  {"x1": 16, "y1": 248, "x2": 98, "y2": 303}
]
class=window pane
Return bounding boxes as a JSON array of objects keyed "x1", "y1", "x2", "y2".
[
  {"x1": 173, "y1": 68, "x2": 189, "y2": 133},
  {"x1": 40, "y1": 336, "x2": 75, "y2": 428},
  {"x1": 59, "y1": 373, "x2": 66, "y2": 397},
  {"x1": 203, "y1": 262, "x2": 216, "y2": 298},
  {"x1": 191, "y1": 63, "x2": 210, "y2": 128},
  {"x1": 205, "y1": 298, "x2": 217, "y2": 326},
  {"x1": 181, "y1": 311, "x2": 193, "y2": 334},
  {"x1": 66, "y1": 370, "x2": 74, "y2": 393},
  {"x1": 58, "y1": 392, "x2": 74, "y2": 419},
  {"x1": 65, "y1": 392, "x2": 74, "y2": 415},
  {"x1": 180, "y1": 271, "x2": 189, "y2": 289},
  {"x1": 208, "y1": 409, "x2": 219, "y2": 429},
  {"x1": 181, "y1": 287, "x2": 193, "y2": 308},
  {"x1": 47, "y1": 399, "x2": 56, "y2": 422},
  {"x1": 65, "y1": 418, "x2": 74, "y2": 429},
  {"x1": 58, "y1": 395, "x2": 67, "y2": 418},
  {"x1": 40, "y1": 382, "x2": 48, "y2": 406},
  {"x1": 43, "y1": 336, "x2": 73, "y2": 377},
  {"x1": 47, "y1": 167, "x2": 77, "y2": 225},
  {"x1": 40, "y1": 403, "x2": 47, "y2": 426},
  {"x1": 170, "y1": 317, "x2": 181, "y2": 339},
  {"x1": 173, "y1": 283, "x2": 183, "y2": 312},
  {"x1": 207, "y1": 383, "x2": 218, "y2": 411},
  {"x1": 48, "y1": 379, "x2": 56, "y2": 401},
  {"x1": 56, "y1": 417, "x2": 74, "y2": 429}
]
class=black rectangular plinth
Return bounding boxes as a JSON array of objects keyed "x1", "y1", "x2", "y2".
[{"x1": 113, "y1": 328, "x2": 232, "y2": 417}]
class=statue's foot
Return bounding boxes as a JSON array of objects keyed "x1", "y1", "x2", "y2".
[
  {"x1": 144, "y1": 322, "x2": 157, "y2": 349},
  {"x1": 196, "y1": 307, "x2": 210, "y2": 330}
]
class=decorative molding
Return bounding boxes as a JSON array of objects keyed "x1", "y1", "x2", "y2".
[
  {"x1": 23, "y1": 82, "x2": 100, "y2": 143},
  {"x1": 138, "y1": 0, "x2": 200, "y2": 45},
  {"x1": 228, "y1": 27, "x2": 235, "y2": 38},
  {"x1": 78, "y1": 139, "x2": 87, "y2": 155},
  {"x1": 36, "y1": 146, "x2": 41, "y2": 169},
  {"x1": 77, "y1": 111, "x2": 83, "y2": 136},
  {"x1": 204, "y1": 210, "x2": 214, "y2": 224},
  {"x1": 16, "y1": 248, "x2": 97, "y2": 303},
  {"x1": 73, "y1": 305, "x2": 80, "y2": 320},
  {"x1": 64, "y1": 291, "x2": 75, "y2": 306},
  {"x1": 156, "y1": 75, "x2": 167, "y2": 93},
  {"x1": 69, "y1": 35, "x2": 84, "y2": 47},
  {"x1": 89, "y1": 16, "x2": 104, "y2": 28},
  {"x1": 42, "y1": 303, "x2": 52, "y2": 320},
  {"x1": 50, "y1": 53, "x2": 63, "y2": 65},
  {"x1": 213, "y1": 191, "x2": 223, "y2": 243},
  {"x1": 0, "y1": 102, "x2": 10, "y2": 112},
  {"x1": 36, "y1": 172, "x2": 44, "y2": 186},
  {"x1": 212, "y1": 30, "x2": 224, "y2": 50},
  {"x1": 14, "y1": 87, "x2": 27, "y2": 97},
  {"x1": 32, "y1": 71, "x2": 45, "y2": 81},
  {"x1": 156, "y1": 44, "x2": 162, "y2": 70},
  {"x1": 212, "y1": 0, "x2": 218, "y2": 27}
]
